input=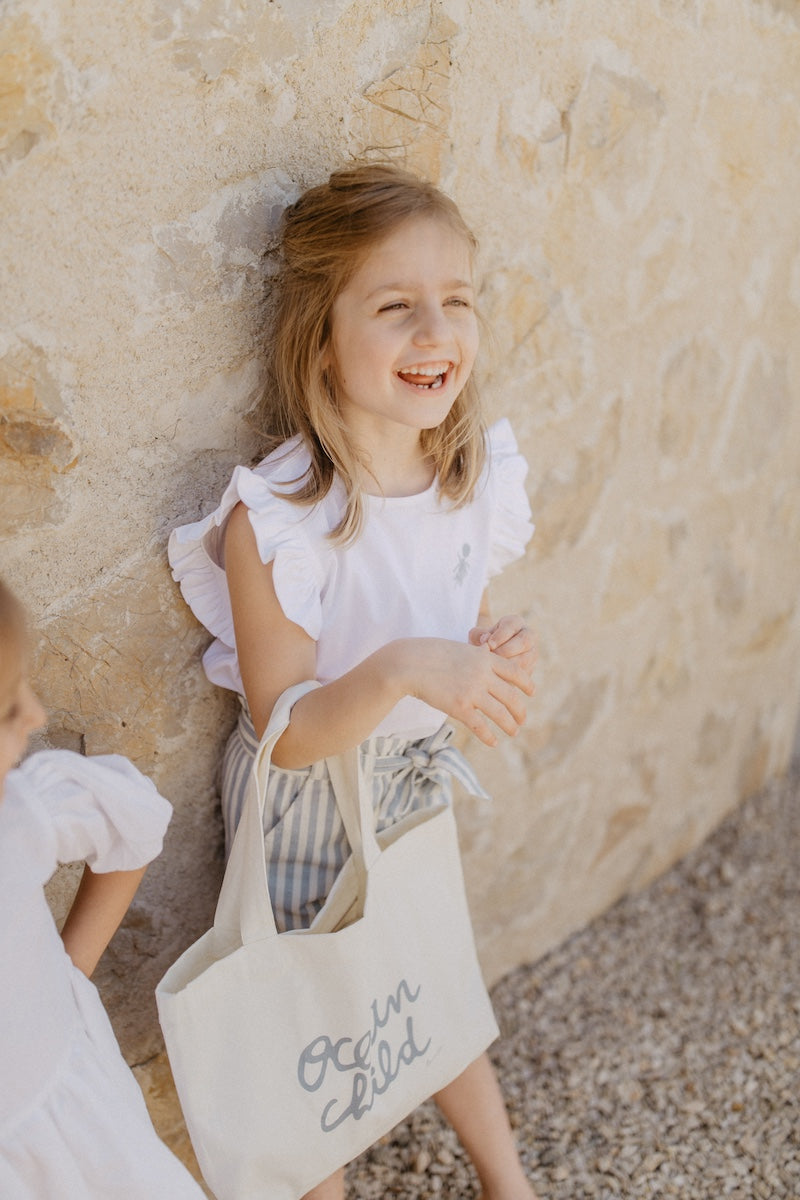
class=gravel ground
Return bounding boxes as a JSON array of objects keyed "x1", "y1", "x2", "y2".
[{"x1": 346, "y1": 769, "x2": 800, "y2": 1200}]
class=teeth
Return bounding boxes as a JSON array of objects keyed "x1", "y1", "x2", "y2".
[
  {"x1": 401, "y1": 363, "x2": 449, "y2": 375},
  {"x1": 397, "y1": 363, "x2": 451, "y2": 389}
]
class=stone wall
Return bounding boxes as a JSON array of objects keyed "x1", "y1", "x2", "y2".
[{"x1": 3, "y1": 0, "x2": 800, "y2": 1177}]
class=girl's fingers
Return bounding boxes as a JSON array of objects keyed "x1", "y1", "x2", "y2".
[
  {"x1": 490, "y1": 683, "x2": 528, "y2": 729},
  {"x1": 484, "y1": 614, "x2": 527, "y2": 649},
  {"x1": 465, "y1": 711, "x2": 498, "y2": 747},
  {"x1": 485, "y1": 622, "x2": 538, "y2": 669},
  {"x1": 491, "y1": 635, "x2": 536, "y2": 670},
  {"x1": 490, "y1": 654, "x2": 535, "y2": 697},
  {"x1": 456, "y1": 674, "x2": 530, "y2": 743},
  {"x1": 468, "y1": 696, "x2": 526, "y2": 741},
  {"x1": 466, "y1": 680, "x2": 527, "y2": 735}
]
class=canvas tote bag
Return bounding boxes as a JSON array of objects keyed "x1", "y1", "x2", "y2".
[{"x1": 156, "y1": 681, "x2": 499, "y2": 1200}]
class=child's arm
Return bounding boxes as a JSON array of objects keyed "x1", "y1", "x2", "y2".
[
  {"x1": 60, "y1": 863, "x2": 147, "y2": 978},
  {"x1": 226, "y1": 504, "x2": 534, "y2": 768}
]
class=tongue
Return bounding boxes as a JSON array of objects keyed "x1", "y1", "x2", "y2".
[{"x1": 400, "y1": 371, "x2": 437, "y2": 386}]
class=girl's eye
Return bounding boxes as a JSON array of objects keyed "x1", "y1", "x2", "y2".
[
  {"x1": 379, "y1": 301, "x2": 408, "y2": 312},
  {"x1": 446, "y1": 296, "x2": 472, "y2": 308}
]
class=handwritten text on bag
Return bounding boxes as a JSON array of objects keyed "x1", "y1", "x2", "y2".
[{"x1": 297, "y1": 979, "x2": 431, "y2": 1132}]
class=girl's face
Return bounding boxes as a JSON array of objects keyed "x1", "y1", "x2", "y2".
[
  {"x1": 326, "y1": 215, "x2": 479, "y2": 447},
  {"x1": 0, "y1": 646, "x2": 45, "y2": 796}
]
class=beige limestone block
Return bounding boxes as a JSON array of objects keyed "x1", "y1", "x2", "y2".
[
  {"x1": 32, "y1": 558, "x2": 205, "y2": 761},
  {"x1": 591, "y1": 804, "x2": 651, "y2": 867},
  {"x1": 566, "y1": 62, "x2": 667, "y2": 224},
  {"x1": 134, "y1": 1052, "x2": 210, "y2": 1192},
  {"x1": 127, "y1": 170, "x2": 297, "y2": 336},
  {"x1": 600, "y1": 516, "x2": 673, "y2": 622},
  {"x1": 713, "y1": 341, "x2": 792, "y2": 488},
  {"x1": 696, "y1": 82, "x2": 800, "y2": 215},
  {"x1": 0, "y1": 13, "x2": 59, "y2": 173},
  {"x1": 656, "y1": 0, "x2": 702, "y2": 26},
  {"x1": 0, "y1": 347, "x2": 79, "y2": 535},
  {"x1": 634, "y1": 615, "x2": 692, "y2": 711},
  {"x1": 696, "y1": 709, "x2": 735, "y2": 767},
  {"x1": 478, "y1": 266, "x2": 590, "y2": 435},
  {"x1": 737, "y1": 609, "x2": 794, "y2": 658},
  {"x1": 150, "y1": 0, "x2": 303, "y2": 81},
  {"x1": 658, "y1": 335, "x2": 726, "y2": 468},
  {"x1": 528, "y1": 398, "x2": 621, "y2": 556},
  {"x1": 737, "y1": 720, "x2": 772, "y2": 800},
  {"x1": 533, "y1": 676, "x2": 611, "y2": 772},
  {"x1": 353, "y1": 12, "x2": 459, "y2": 176},
  {"x1": 625, "y1": 217, "x2": 695, "y2": 325}
]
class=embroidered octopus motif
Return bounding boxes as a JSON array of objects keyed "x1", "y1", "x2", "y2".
[{"x1": 453, "y1": 543, "x2": 471, "y2": 585}]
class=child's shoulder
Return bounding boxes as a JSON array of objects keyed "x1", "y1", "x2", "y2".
[
  {"x1": 238, "y1": 435, "x2": 344, "y2": 542},
  {"x1": 6, "y1": 750, "x2": 172, "y2": 875},
  {"x1": 251, "y1": 434, "x2": 309, "y2": 486},
  {"x1": 484, "y1": 417, "x2": 522, "y2": 466}
]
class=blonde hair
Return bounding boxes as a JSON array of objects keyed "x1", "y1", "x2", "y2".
[{"x1": 255, "y1": 162, "x2": 487, "y2": 542}]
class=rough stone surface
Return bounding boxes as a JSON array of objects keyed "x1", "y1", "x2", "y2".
[{"x1": 2, "y1": 0, "x2": 800, "y2": 1166}]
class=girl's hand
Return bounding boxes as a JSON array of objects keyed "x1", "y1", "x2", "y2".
[
  {"x1": 392, "y1": 636, "x2": 534, "y2": 748},
  {"x1": 468, "y1": 614, "x2": 537, "y2": 678}
]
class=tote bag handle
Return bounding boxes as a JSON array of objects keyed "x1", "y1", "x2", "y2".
[{"x1": 214, "y1": 680, "x2": 381, "y2": 945}]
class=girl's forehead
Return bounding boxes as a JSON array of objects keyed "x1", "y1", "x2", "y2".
[{"x1": 348, "y1": 216, "x2": 475, "y2": 286}]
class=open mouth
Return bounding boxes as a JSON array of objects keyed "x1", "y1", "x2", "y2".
[{"x1": 396, "y1": 362, "x2": 452, "y2": 390}]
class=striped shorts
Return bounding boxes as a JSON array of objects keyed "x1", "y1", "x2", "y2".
[{"x1": 220, "y1": 703, "x2": 486, "y2": 932}]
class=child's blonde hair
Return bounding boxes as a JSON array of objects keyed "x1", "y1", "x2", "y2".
[{"x1": 256, "y1": 162, "x2": 487, "y2": 542}]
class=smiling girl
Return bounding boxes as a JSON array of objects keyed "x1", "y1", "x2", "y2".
[{"x1": 169, "y1": 163, "x2": 541, "y2": 1199}]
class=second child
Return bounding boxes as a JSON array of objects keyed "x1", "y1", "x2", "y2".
[{"x1": 0, "y1": 578, "x2": 205, "y2": 1199}]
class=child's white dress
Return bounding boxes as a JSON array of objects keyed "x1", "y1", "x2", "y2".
[{"x1": 0, "y1": 750, "x2": 205, "y2": 1199}]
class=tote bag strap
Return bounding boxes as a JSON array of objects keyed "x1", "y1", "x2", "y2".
[
  {"x1": 325, "y1": 749, "x2": 381, "y2": 891},
  {"x1": 215, "y1": 680, "x2": 382, "y2": 945},
  {"x1": 215, "y1": 680, "x2": 319, "y2": 943}
]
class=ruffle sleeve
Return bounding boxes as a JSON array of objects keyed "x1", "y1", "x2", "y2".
[
  {"x1": 486, "y1": 418, "x2": 535, "y2": 577},
  {"x1": 14, "y1": 750, "x2": 172, "y2": 873},
  {"x1": 168, "y1": 446, "x2": 326, "y2": 692}
]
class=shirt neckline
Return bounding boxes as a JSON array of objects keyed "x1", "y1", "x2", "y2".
[{"x1": 363, "y1": 476, "x2": 438, "y2": 506}]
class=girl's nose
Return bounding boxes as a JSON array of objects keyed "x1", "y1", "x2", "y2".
[{"x1": 412, "y1": 303, "x2": 450, "y2": 346}]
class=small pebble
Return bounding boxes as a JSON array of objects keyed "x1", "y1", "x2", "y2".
[{"x1": 413, "y1": 1150, "x2": 431, "y2": 1174}]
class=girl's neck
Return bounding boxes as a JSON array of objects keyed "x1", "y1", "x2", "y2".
[{"x1": 355, "y1": 432, "x2": 435, "y2": 498}]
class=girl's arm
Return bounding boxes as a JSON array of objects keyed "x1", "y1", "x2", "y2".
[
  {"x1": 225, "y1": 503, "x2": 535, "y2": 768},
  {"x1": 60, "y1": 863, "x2": 147, "y2": 978}
]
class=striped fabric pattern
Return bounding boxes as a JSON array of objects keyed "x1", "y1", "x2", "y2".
[{"x1": 220, "y1": 704, "x2": 488, "y2": 932}]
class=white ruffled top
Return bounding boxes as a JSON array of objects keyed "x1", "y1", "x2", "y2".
[
  {"x1": 169, "y1": 418, "x2": 534, "y2": 740},
  {"x1": 0, "y1": 752, "x2": 203, "y2": 1197},
  {"x1": 0, "y1": 752, "x2": 171, "y2": 1127}
]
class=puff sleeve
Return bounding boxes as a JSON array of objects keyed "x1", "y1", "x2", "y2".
[
  {"x1": 168, "y1": 442, "x2": 328, "y2": 692},
  {"x1": 486, "y1": 418, "x2": 535, "y2": 577},
  {"x1": 13, "y1": 750, "x2": 172, "y2": 875}
]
